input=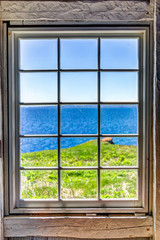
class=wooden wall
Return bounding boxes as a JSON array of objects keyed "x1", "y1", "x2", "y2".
[
  {"x1": 154, "y1": 0, "x2": 160, "y2": 238},
  {"x1": 0, "y1": 0, "x2": 157, "y2": 239},
  {"x1": 8, "y1": 238, "x2": 152, "y2": 240}
]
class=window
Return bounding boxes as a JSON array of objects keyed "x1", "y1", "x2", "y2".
[{"x1": 8, "y1": 27, "x2": 149, "y2": 213}]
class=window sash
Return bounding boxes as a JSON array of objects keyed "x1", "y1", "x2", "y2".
[{"x1": 8, "y1": 27, "x2": 149, "y2": 213}]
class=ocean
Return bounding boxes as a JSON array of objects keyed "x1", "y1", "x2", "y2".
[{"x1": 20, "y1": 105, "x2": 138, "y2": 153}]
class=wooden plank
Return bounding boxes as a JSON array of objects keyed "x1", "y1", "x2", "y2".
[
  {"x1": 2, "y1": 22, "x2": 9, "y2": 217},
  {"x1": 0, "y1": 153, "x2": 4, "y2": 240},
  {"x1": 4, "y1": 216, "x2": 153, "y2": 239},
  {"x1": 7, "y1": 237, "x2": 151, "y2": 240},
  {"x1": 0, "y1": 19, "x2": 4, "y2": 240},
  {"x1": 153, "y1": 0, "x2": 160, "y2": 240},
  {"x1": 154, "y1": 0, "x2": 160, "y2": 240}
]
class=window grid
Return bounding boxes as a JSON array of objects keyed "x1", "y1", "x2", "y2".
[
  {"x1": 18, "y1": 36, "x2": 139, "y2": 201},
  {"x1": 58, "y1": 37, "x2": 61, "y2": 200},
  {"x1": 98, "y1": 37, "x2": 101, "y2": 200}
]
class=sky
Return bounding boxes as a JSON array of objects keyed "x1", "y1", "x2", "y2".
[{"x1": 19, "y1": 38, "x2": 138, "y2": 103}]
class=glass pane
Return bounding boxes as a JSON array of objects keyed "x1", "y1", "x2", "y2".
[
  {"x1": 100, "y1": 170, "x2": 137, "y2": 199},
  {"x1": 61, "y1": 72, "x2": 97, "y2": 102},
  {"x1": 20, "y1": 72, "x2": 57, "y2": 103},
  {"x1": 21, "y1": 138, "x2": 58, "y2": 167},
  {"x1": 101, "y1": 72, "x2": 138, "y2": 102},
  {"x1": 61, "y1": 138, "x2": 97, "y2": 167},
  {"x1": 20, "y1": 105, "x2": 57, "y2": 135},
  {"x1": 101, "y1": 105, "x2": 138, "y2": 134},
  {"x1": 61, "y1": 105, "x2": 97, "y2": 134},
  {"x1": 60, "y1": 39, "x2": 98, "y2": 69},
  {"x1": 19, "y1": 39, "x2": 57, "y2": 70},
  {"x1": 61, "y1": 170, "x2": 97, "y2": 199},
  {"x1": 100, "y1": 137, "x2": 138, "y2": 166},
  {"x1": 101, "y1": 38, "x2": 138, "y2": 69},
  {"x1": 21, "y1": 170, "x2": 58, "y2": 199}
]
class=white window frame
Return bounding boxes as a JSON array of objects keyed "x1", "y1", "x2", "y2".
[{"x1": 7, "y1": 26, "x2": 150, "y2": 214}]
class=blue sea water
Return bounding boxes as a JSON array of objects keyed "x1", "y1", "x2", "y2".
[{"x1": 20, "y1": 105, "x2": 138, "y2": 153}]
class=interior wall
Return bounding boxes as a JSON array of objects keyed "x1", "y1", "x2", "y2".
[
  {"x1": 0, "y1": 0, "x2": 156, "y2": 239},
  {"x1": 154, "y1": 0, "x2": 160, "y2": 239},
  {"x1": 0, "y1": 0, "x2": 154, "y2": 22},
  {"x1": 8, "y1": 238, "x2": 152, "y2": 240}
]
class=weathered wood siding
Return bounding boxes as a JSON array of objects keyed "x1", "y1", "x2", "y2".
[
  {"x1": 0, "y1": 19, "x2": 3, "y2": 240},
  {"x1": 0, "y1": 0, "x2": 156, "y2": 239},
  {"x1": 4, "y1": 216, "x2": 153, "y2": 239},
  {"x1": 154, "y1": 0, "x2": 160, "y2": 239},
  {"x1": 8, "y1": 238, "x2": 152, "y2": 240}
]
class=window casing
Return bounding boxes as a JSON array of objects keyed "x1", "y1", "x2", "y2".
[{"x1": 8, "y1": 27, "x2": 150, "y2": 214}]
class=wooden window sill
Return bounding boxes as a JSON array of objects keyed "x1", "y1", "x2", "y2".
[{"x1": 4, "y1": 215, "x2": 153, "y2": 239}]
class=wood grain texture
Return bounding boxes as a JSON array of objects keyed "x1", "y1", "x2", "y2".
[
  {"x1": 4, "y1": 216, "x2": 153, "y2": 239},
  {"x1": 8, "y1": 237, "x2": 152, "y2": 240},
  {"x1": 2, "y1": 22, "x2": 9, "y2": 217},
  {"x1": 0, "y1": 18, "x2": 4, "y2": 240},
  {"x1": 154, "y1": 0, "x2": 160, "y2": 240},
  {"x1": 0, "y1": 1, "x2": 155, "y2": 240},
  {"x1": 0, "y1": 152, "x2": 4, "y2": 240}
]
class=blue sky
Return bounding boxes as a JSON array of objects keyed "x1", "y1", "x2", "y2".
[{"x1": 19, "y1": 38, "x2": 138, "y2": 103}]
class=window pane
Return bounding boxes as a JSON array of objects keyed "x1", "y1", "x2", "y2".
[
  {"x1": 101, "y1": 105, "x2": 138, "y2": 134},
  {"x1": 20, "y1": 72, "x2": 57, "y2": 103},
  {"x1": 101, "y1": 38, "x2": 138, "y2": 69},
  {"x1": 100, "y1": 170, "x2": 137, "y2": 199},
  {"x1": 20, "y1": 138, "x2": 58, "y2": 167},
  {"x1": 19, "y1": 39, "x2": 57, "y2": 70},
  {"x1": 61, "y1": 138, "x2": 97, "y2": 167},
  {"x1": 60, "y1": 39, "x2": 98, "y2": 69},
  {"x1": 61, "y1": 105, "x2": 97, "y2": 134},
  {"x1": 61, "y1": 170, "x2": 97, "y2": 199},
  {"x1": 20, "y1": 105, "x2": 57, "y2": 135},
  {"x1": 61, "y1": 72, "x2": 97, "y2": 102},
  {"x1": 101, "y1": 137, "x2": 138, "y2": 166},
  {"x1": 21, "y1": 170, "x2": 58, "y2": 199},
  {"x1": 101, "y1": 72, "x2": 138, "y2": 102}
]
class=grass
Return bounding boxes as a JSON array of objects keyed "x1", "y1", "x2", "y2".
[{"x1": 21, "y1": 140, "x2": 137, "y2": 199}]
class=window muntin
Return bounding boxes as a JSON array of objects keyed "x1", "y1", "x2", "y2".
[{"x1": 9, "y1": 29, "x2": 148, "y2": 212}]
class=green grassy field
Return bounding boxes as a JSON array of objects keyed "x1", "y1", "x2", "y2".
[{"x1": 21, "y1": 140, "x2": 137, "y2": 199}]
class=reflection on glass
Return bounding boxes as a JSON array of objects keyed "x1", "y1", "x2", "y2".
[
  {"x1": 61, "y1": 138, "x2": 97, "y2": 167},
  {"x1": 61, "y1": 105, "x2": 97, "y2": 134},
  {"x1": 20, "y1": 105, "x2": 57, "y2": 135},
  {"x1": 100, "y1": 105, "x2": 138, "y2": 134},
  {"x1": 20, "y1": 138, "x2": 58, "y2": 167},
  {"x1": 61, "y1": 72, "x2": 97, "y2": 102},
  {"x1": 60, "y1": 39, "x2": 98, "y2": 69},
  {"x1": 21, "y1": 170, "x2": 58, "y2": 199},
  {"x1": 101, "y1": 72, "x2": 138, "y2": 102},
  {"x1": 100, "y1": 137, "x2": 137, "y2": 166},
  {"x1": 61, "y1": 170, "x2": 97, "y2": 199},
  {"x1": 100, "y1": 170, "x2": 137, "y2": 199},
  {"x1": 19, "y1": 39, "x2": 57, "y2": 70},
  {"x1": 20, "y1": 72, "x2": 58, "y2": 103},
  {"x1": 101, "y1": 38, "x2": 138, "y2": 69}
]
